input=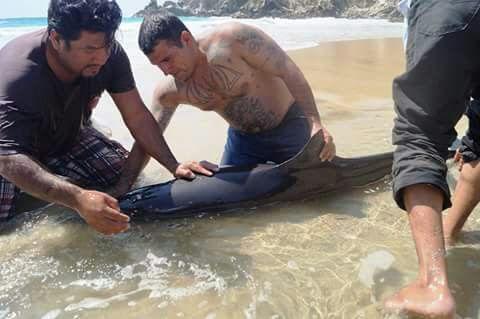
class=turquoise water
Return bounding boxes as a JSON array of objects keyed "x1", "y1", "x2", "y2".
[
  {"x1": 0, "y1": 16, "x2": 207, "y2": 29},
  {"x1": 0, "y1": 17, "x2": 49, "y2": 28}
]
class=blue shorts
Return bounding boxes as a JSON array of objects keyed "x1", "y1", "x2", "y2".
[{"x1": 221, "y1": 102, "x2": 310, "y2": 166}]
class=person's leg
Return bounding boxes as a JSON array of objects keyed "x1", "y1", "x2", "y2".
[
  {"x1": 0, "y1": 176, "x2": 20, "y2": 219},
  {"x1": 387, "y1": 0, "x2": 480, "y2": 317},
  {"x1": 46, "y1": 126, "x2": 128, "y2": 191},
  {"x1": 443, "y1": 102, "x2": 480, "y2": 245},
  {"x1": 443, "y1": 160, "x2": 480, "y2": 246},
  {"x1": 385, "y1": 185, "x2": 455, "y2": 318}
]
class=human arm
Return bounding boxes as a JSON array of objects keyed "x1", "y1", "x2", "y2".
[
  {"x1": 110, "y1": 87, "x2": 215, "y2": 196},
  {"x1": 111, "y1": 88, "x2": 179, "y2": 173},
  {"x1": 0, "y1": 86, "x2": 129, "y2": 234},
  {"x1": 231, "y1": 24, "x2": 335, "y2": 160},
  {"x1": 0, "y1": 153, "x2": 129, "y2": 234},
  {"x1": 109, "y1": 86, "x2": 176, "y2": 196}
]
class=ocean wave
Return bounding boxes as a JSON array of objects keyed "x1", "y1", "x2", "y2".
[{"x1": 1, "y1": 17, "x2": 404, "y2": 52}]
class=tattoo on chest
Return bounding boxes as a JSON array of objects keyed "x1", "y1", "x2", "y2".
[
  {"x1": 211, "y1": 64, "x2": 242, "y2": 90},
  {"x1": 186, "y1": 76, "x2": 213, "y2": 105},
  {"x1": 224, "y1": 97, "x2": 279, "y2": 133},
  {"x1": 186, "y1": 64, "x2": 243, "y2": 105}
]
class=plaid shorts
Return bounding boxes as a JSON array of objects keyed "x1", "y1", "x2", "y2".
[{"x1": 0, "y1": 126, "x2": 128, "y2": 219}]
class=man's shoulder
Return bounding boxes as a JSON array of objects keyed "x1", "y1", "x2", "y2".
[
  {"x1": 204, "y1": 22, "x2": 263, "y2": 54},
  {"x1": 0, "y1": 29, "x2": 46, "y2": 77},
  {"x1": 207, "y1": 22, "x2": 248, "y2": 42},
  {"x1": 0, "y1": 30, "x2": 49, "y2": 101},
  {"x1": 201, "y1": 23, "x2": 249, "y2": 61},
  {"x1": 105, "y1": 40, "x2": 130, "y2": 65},
  {"x1": 0, "y1": 29, "x2": 45, "y2": 60},
  {"x1": 214, "y1": 21, "x2": 249, "y2": 33}
]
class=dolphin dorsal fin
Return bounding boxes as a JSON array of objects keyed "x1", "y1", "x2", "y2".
[{"x1": 279, "y1": 131, "x2": 325, "y2": 170}]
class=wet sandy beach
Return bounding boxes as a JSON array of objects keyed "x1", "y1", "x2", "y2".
[{"x1": 1, "y1": 37, "x2": 479, "y2": 319}]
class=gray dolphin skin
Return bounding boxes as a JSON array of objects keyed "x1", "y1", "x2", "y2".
[{"x1": 119, "y1": 132, "x2": 393, "y2": 220}]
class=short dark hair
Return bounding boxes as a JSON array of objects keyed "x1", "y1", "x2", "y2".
[
  {"x1": 138, "y1": 14, "x2": 190, "y2": 55},
  {"x1": 48, "y1": 0, "x2": 122, "y2": 45}
]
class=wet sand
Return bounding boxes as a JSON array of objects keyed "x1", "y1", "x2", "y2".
[{"x1": 290, "y1": 38, "x2": 405, "y2": 156}]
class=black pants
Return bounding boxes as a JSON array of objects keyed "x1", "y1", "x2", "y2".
[{"x1": 392, "y1": 0, "x2": 480, "y2": 210}]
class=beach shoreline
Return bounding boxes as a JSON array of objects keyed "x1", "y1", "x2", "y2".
[{"x1": 2, "y1": 18, "x2": 478, "y2": 318}]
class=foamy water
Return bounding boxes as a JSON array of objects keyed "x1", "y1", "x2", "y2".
[{"x1": 0, "y1": 16, "x2": 404, "y2": 50}]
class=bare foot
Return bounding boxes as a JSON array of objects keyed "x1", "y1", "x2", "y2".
[{"x1": 384, "y1": 281, "x2": 456, "y2": 318}]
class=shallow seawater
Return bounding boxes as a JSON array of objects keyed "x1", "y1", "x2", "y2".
[{"x1": 1, "y1": 38, "x2": 478, "y2": 319}]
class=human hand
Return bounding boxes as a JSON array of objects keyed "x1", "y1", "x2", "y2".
[
  {"x1": 174, "y1": 160, "x2": 219, "y2": 180},
  {"x1": 312, "y1": 123, "x2": 336, "y2": 161},
  {"x1": 453, "y1": 149, "x2": 464, "y2": 171},
  {"x1": 75, "y1": 190, "x2": 130, "y2": 235}
]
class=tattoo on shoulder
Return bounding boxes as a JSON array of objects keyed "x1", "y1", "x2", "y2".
[
  {"x1": 234, "y1": 28, "x2": 287, "y2": 71},
  {"x1": 235, "y1": 29, "x2": 265, "y2": 54}
]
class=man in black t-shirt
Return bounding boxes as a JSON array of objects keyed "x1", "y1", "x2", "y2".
[{"x1": 0, "y1": 0, "x2": 210, "y2": 235}]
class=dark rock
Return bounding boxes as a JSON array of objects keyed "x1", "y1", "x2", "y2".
[{"x1": 133, "y1": 0, "x2": 403, "y2": 21}]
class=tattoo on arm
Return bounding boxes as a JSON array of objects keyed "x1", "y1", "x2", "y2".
[
  {"x1": 235, "y1": 27, "x2": 287, "y2": 73},
  {"x1": 0, "y1": 154, "x2": 80, "y2": 207},
  {"x1": 234, "y1": 27, "x2": 315, "y2": 124},
  {"x1": 153, "y1": 105, "x2": 176, "y2": 133}
]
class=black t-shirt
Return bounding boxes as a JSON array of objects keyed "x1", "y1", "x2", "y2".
[{"x1": 0, "y1": 29, "x2": 135, "y2": 159}]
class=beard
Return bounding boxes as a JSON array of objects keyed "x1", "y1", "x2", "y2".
[{"x1": 81, "y1": 64, "x2": 102, "y2": 77}]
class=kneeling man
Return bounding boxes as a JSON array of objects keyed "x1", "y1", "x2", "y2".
[{"x1": 114, "y1": 15, "x2": 336, "y2": 192}]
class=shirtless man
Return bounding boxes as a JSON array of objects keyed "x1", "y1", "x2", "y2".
[{"x1": 113, "y1": 14, "x2": 336, "y2": 193}]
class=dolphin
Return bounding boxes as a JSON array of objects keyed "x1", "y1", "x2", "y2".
[{"x1": 119, "y1": 132, "x2": 393, "y2": 220}]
